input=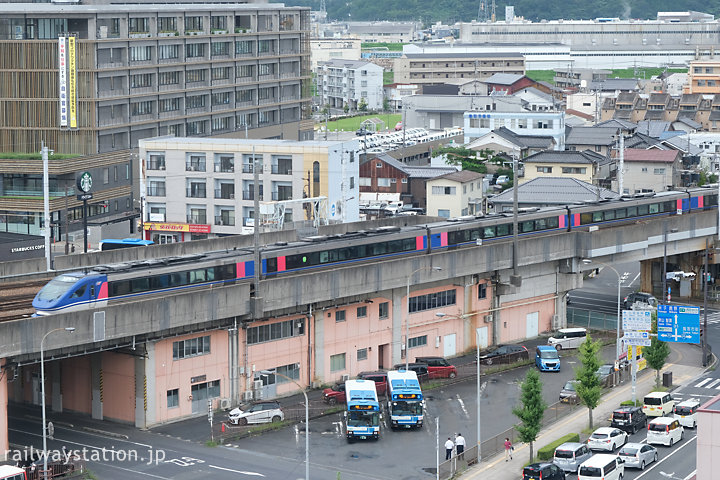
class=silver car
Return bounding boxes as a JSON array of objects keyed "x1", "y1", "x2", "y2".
[
  {"x1": 618, "y1": 443, "x2": 658, "y2": 470},
  {"x1": 553, "y1": 442, "x2": 593, "y2": 473}
]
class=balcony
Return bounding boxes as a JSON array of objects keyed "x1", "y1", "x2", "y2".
[
  {"x1": 214, "y1": 164, "x2": 234, "y2": 173},
  {"x1": 272, "y1": 191, "x2": 292, "y2": 201},
  {"x1": 242, "y1": 164, "x2": 263, "y2": 173},
  {"x1": 186, "y1": 163, "x2": 206, "y2": 172},
  {"x1": 186, "y1": 188, "x2": 207, "y2": 198},
  {"x1": 187, "y1": 214, "x2": 207, "y2": 224},
  {"x1": 242, "y1": 190, "x2": 263, "y2": 200},
  {"x1": 147, "y1": 160, "x2": 166, "y2": 170},
  {"x1": 215, "y1": 215, "x2": 236, "y2": 226},
  {"x1": 271, "y1": 165, "x2": 292, "y2": 175},
  {"x1": 147, "y1": 186, "x2": 166, "y2": 196},
  {"x1": 215, "y1": 189, "x2": 235, "y2": 199}
]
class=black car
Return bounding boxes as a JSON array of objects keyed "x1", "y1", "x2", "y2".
[
  {"x1": 523, "y1": 462, "x2": 565, "y2": 480},
  {"x1": 611, "y1": 406, "x2": 648, "y2": 434},
  {"x1": 479, "y1": 345, "x2": 529, "y2": 365},
  {"x1": 393, "y1": 363, "x2": 429, "y2": 382}
]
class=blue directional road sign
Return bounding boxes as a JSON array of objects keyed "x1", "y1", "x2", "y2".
[{"x1": 657, "y1": 304, "x2": 701, "y2": 343}]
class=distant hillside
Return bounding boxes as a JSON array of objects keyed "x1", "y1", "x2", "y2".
[{"x1": 291, "y1": 0, "x2": 719, "y2": 24}]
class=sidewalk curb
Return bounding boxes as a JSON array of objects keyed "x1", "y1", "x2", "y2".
[{"x1": 82, "y1": 426, "x2": 129, "y2": 440}]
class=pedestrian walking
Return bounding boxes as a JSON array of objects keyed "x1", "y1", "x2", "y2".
[
  {"x1": 455, "y1": 433, "x2": 466, "y2": 457},
  {"x1": 445, "y1": 437, "x2": 454, "y2": 460},
  {"x1": 47, "y1": 421, "x2": 54, "y2": 440},
  {"x1": 504, "y1": 437, "x2": 513, "y2": 461}
]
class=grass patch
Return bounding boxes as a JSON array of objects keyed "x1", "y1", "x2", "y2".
[
  {"x1": 205, "y1": 440, "x2": 219, "y2": 447},
  {"x1": 383, "y1": 71, "x2": 394, "y2": 85},
  {"x1": 325, "y1": 113, "x2": 401, "y2": 132},
  {"x1": 484, "y1": 359, "x2": 534, "y2": 375},
  {"x1": 322, "y1": 406, "x2": 345, "y2": 415},
  {"x1": 526, "y1": 68, "x2": 686, "y2": 86},
  {"x1": 361, "y1": 42, "x2": 403, "y2": 51},
  {"x1": 526, "y1": 70, "x2": 556, "y2": 83},
  {"x1": 246, "y1": 419, "x2": 292, "y2": 435},
  {"x1": 0, "y1": 152, "x2": 79, "y2": 160},
  {"x1": 620, "y1": 399, "x2": 643, "y2": 407}
]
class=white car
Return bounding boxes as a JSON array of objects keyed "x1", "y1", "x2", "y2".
[
  {"x1": 227, "y1": 401, "x2": 284, "y2": 425},
  {"x1": 587, "y1": 427, "x2": 627, "y2": 451}
]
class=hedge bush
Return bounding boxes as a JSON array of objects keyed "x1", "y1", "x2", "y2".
[{"x1": 537, "y1": 433, "x2": 581, "y2": 461}]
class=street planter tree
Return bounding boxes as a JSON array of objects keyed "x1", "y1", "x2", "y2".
[
  {"x1": 575, "y1": 335, "x2": 603, "y2": 430},
  {"x1": 512, "y1": 369, "x2": 547, "y2": 462}
]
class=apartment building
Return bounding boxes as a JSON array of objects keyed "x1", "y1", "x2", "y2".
[
  {"x1": 601, "y1": 92, "x2": 720, "y2": 132},
  {"x1": 139, "y1": 137, "x2": 360, "y2": 242},
  {"x1": 0, "y1": 2, "x2": 312, "y2": 241},
  {"x1": 394, "y1": 51, "x2": 525, "y2": 86},
  {"x1": 426, "y1": 170, "x2": 484, "y2": 218},
  {"x1": 463, "y1": 110, "x2": 565, "y2": 148},
  {"x1": 684, "y1": 60, "x2": 720, "y2": 94},
  {"x1": 316, "y1": 59, "x2": 384, "y2": 111}
]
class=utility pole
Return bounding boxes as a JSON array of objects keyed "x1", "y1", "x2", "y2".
[{"x1": 42, "y1": 144, "x2": 51, "y2": 270}]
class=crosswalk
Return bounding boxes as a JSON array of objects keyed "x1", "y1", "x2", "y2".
[{"x1": 693, "y1": 377, "x2": 720, "y2": 390}]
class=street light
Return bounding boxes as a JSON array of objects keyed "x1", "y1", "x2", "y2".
[
  {"x1": 406, "y1": 266, "x2": 442, "y2": 370},
  {"x1": 582, "y1": 259, "x2": 622, "y2": 362},
  {"x1": 41, "y1": 327, "x2": 75, "y2": 480},
  {"x1": 436, "y1": 311, "x2": 484, "y2": 465},
  {"x1": 261, "y1": 370, "x2": 309, "y2": 480}
]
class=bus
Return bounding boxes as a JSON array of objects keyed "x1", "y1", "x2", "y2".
[
  {"x1": 387, "y1": 370, "x2": 424, "y2": 429},
  {"x1": 99, "y1": 238, "x2": 154, "y2": 251},
  {"x1": 344, "y1": 379, "x2": 380, "y2": 442},
  {"x1": 0, "y1": 465, "x2": 26, "y2": 480}
]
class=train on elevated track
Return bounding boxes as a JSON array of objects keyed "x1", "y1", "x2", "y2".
[{"x1": 32, "y1": 186, "x2": 718, "y2": 315}]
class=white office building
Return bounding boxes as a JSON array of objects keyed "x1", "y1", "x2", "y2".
[{"x1": 316, "y1": 59, "x2": 384, "y2": 111}]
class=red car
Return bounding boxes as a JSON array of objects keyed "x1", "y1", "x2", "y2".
[
  {"x1": 322, "y1": 383, "x2": 346, "y2": 405},
  {"x1": 415, "y1": 356, "x2": 458, "y2": 379}
]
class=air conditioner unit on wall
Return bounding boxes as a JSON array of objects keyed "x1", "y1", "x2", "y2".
[
  {"x1": 253, "y1": 379, "x2": 263, "y2": 390},
  {"x1": 220, "y1": 398, "x2": 231, "y2": 410},
  {"x1": 341, "y1": 374, "x2": 350, "y2": 382},
  {"x1": 484, "y1": 314, "x2": 493, "y2": 323},
  {"x1": 242, "y1": 391, "x2": 253, "y2": 402},
  {"x1": 551, "y1": 314, "x2": 560, "y2": 329}
]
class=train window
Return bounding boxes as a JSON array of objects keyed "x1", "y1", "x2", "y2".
[
  {"x1": 580, "y1": 212, "x2": 592, "y2": 225},
  {"x1": 497, "y1": 224, "x2": 511, "y2": 236},
  {"x1": 70, "y1": 285, "x2": 86, "y2": 299},
  {"x1": 189, "y1": 269, "x2": 206, "y2": 283},
  {"x1": 220, "y1": 264, "x2": 236, "y2": 279},
  {"x1": 535, "y1": 218, "x2": 548, "y2": 230},
  {"x1": 604, "y1": 209, "x2": 616, "y2": 221},
  {"x1": 170, "y1": 272, "x2": 188, "y2": 287},
  {"x1": 150, "y1": 274, "x2": 170, "y2": 290},
  {"x1": 547, "y1": 216, "x2": 559, "y2": 229},
  {"x1": 386, "y1": 240, "x2": 402, "y2": 253},
  {"x1": 206, "y1": 268, "x2": 215, "y2": 282},
  {"x1": 470, "y1": 229, "x2": 482, "y2": 240},
  {"x1": 266, "y1": 257, "x2": 278, "y2": 272},
  {"x1": 110, "y1": 281, "x2": 130, "y2": 296},
  {"x1": 627, "y1": 206, "x2": 637, "y2": 217},
  {"x1": 372, "y1": 243, "x2": 387, "y2": 255},
  {"x1": 520, "y1": 220, "x2": 535, "y2": 233},
  {"x1": 638, "y1": 204, "x2": 649, "y2": 215},
  {"x1": 592, "y1": 212, "x2": 603, "y2": 222},
  {"x1": 131, "y1": 278, "x2": 150, "y2": 293},
  {"x1": 649, "y1": 203, "x2": 660, "y2": 214},
  {"x1": 707, "y1": 194, "x2": 718, "y2": 207},
  {"x1": 615, "y1": 208, "x2": 627, "y2": 219},
  {"x1": 285, "y1": 254, "x2": 303, "y2": 269},
  {"x1": 319, "y1": 251, "x2": 329, "y2": 264},
  {"x1": 356, "y1": 245, "x2": 367, "y2": 258},
  {"x1": 403, "y1": 238, "x2": 416, "y2": 250},
  {"x1": 481, "y1": 227, "x2": 494, "y2": 238}
]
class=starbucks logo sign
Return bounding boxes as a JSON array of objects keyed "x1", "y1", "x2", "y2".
[{"x1": 77, "y1": 171, "x2": 93, "y2": 193}]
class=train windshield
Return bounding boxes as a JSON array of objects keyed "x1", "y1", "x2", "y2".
[{"x1": 36, "y1": 275, "x2": 79, "y2": 302}]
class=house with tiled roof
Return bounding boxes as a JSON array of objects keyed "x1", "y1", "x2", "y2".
[
  {"x1": 466, "y1": 127, "x2": 556, "y2": 158},
  {"x1": 620, "y1": 148, "x2": 682, "y2": 193},
  {"x1": 426, "y1": 170, "x2": 484, "y2": 218},
  {"x1": 565, "y1": 126, "x2": 619, "y2": 156},
  {"x1": 521, "y1": 150, "x2": 605, "y2": 185},
  {"x1": 483, "y1": 73, "x2": 535, "y2": 95},
  {"x1": 488, "y1": 177, "x2": 619, "y2": 212}
]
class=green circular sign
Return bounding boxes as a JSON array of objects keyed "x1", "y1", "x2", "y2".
[{"x1": 77, "y1": 171, "x2": 93, "y2": 193}]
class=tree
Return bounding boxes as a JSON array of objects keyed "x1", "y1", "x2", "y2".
[
  {"x1": 343, "y1": 104, "x2": 349, "y2": 114},
  {"x1": 512, "y1": 369, "x2": 547, "y2": 462},
  {"x1": 358, "y1": 97, "x2": 368, "y2": 112},
  {"x1": 575, "y1": 335, "x2": 603, "y2": 430},
  {"x1": 644, "y1": 313, "x2": 671, "y2": 389},
  {"x1": 382, "y1": 98, "x2": 390, "y2": 112},
  {"x1": 438, "y1": 146, "x2": 488, "y2": 174}
]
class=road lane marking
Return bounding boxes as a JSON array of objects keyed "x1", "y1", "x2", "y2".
[
  {"x1": 708, "y1": 379, "x2": 720, "y2": 389},
  {"x1": 209, "y1": 464, "x2": 265, "y2": 476},
  {"x1": 695, "y1": 378, "x2": 712, "y2": 388},
  {"x1": 456, "y1": 395, "x2": 469, "y2": 418},
  {"x1": 634, "y1": 434, "x2": 696, "y2": 479}
]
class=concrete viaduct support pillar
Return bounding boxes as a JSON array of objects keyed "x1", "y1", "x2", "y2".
[
  {"x1": 463, "y1": 276, "x2": 473, "y2": 352},
  {"x1": 144, "y1": 343, "x2": 156, "y2": 427},
  {"x1": 134, "y1": 351, "x2": 147, "y2": 429},
  {"x1": 51, "y1": 362, "x2": 62, "y2": 413},
  {"x1": 90, "y1": 354, "x2": 103, "y2": 420},
  {"x1": 0, "y1": 359, "x2": 8, "y2": 461}
]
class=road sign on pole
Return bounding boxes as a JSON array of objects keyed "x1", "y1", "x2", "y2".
[
  {"x1": 622, "y1": 310, "x2": 652, "y2": 331},
  {"x1": 657, "y1": 304, "x2": 701, "y2": 343},
  {"x1": 623, "y1": 336, "x2": 652, "y2": 346}
]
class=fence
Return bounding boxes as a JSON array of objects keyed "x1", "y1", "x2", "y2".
[{"x1": 568, "y1": 307, "x2": 619, "y2": 331}]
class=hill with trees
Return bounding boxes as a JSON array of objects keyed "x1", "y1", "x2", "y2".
[{"x1": 292, "y1": 0, "x2": 719, "y2": 24}]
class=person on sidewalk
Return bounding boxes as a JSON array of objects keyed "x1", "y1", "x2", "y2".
[
  {"x1": 455, "y1": 433, "x2": 466, "y2": 457},
  {"x1": 504, "y1": 438, "x2": 513, "y2": 461},
  {"x1": 445, "y1": 437, "x2": 454, "y2": 460}
]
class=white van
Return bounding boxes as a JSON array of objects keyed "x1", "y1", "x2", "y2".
[
  {"x1": 647, "y1": 417, "x2": 684, "y2": 446},
  {"x1": 643, "y1": 391, "x2": 674, "y2": 417},
  {"x1": 578, "y1": 453, "x2": 625, "y2": 480},
  {"x1": 548, "y1": 328, "x2": 587, "y2": 350},
  {"x1": 673, "y1": 399, "x2": 700, "y2": 428}
]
